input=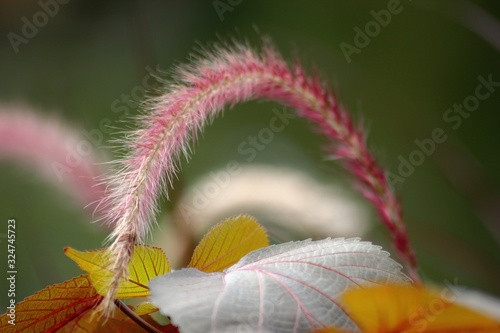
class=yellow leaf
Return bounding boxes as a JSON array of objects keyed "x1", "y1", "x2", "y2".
[
  {"x1": 336, "y1": 285, "x2": 500, "y2": 333},
  {"x1": 188, "y1": 214, "x2": 269, "y2": 272},
  {"x1": 65, "y1": 245, "x2": 170, "y2": 298},
  {"x1": 133, "y1": 302, "x2": 158, "y2": 316}
]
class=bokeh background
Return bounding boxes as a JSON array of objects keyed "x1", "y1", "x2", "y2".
[{"x1": 1, "y1": 0, "x2": 499, "y2": 310}]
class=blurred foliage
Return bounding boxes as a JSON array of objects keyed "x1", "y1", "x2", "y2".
[{"x1": 0, "y1": 0, "x2": 499, "y2": 310}]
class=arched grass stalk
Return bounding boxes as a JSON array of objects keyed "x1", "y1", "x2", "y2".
[{"x1": 100, "y1": 40, "x2": 420, "y2": 313}]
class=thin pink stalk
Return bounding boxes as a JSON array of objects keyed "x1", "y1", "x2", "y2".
[
  {"x1": 102, "y1": 40, "x2": 419, "y2": 312},
  {"x1": 0, "y1": 106, "x2": 106, "y2": 211}
]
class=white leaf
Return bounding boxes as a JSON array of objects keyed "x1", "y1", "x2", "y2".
[{"x1": 150, "y1": 238, "x2": 411, "y2": 333}]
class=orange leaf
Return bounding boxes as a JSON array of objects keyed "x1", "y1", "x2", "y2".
[
  {"x1": 0, "y1": 274, "x2": 166, "y2": 333},
  {"x1": 0, "y1": 275, "x2": 100, "y2": 333},
  {"x1": 188, "y1": 214, "x2": 269, "y2": 272},
  {"x1": 328, "y1": 285, "x2": 500, "y2": 333},
  {"x1": 56, "y1": 303, "x2": 150, "y2": 333},
  {"x1": 65, "y1": 245, "x2": 170, "y2": 298}
]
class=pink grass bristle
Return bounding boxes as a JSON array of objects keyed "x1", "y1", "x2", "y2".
[
  {"x1": 101, "y1": 40, "x2": 420, "y2": 313},
  {"x1": 0, "y1": 106, "x2": 107, "y2": 212}
]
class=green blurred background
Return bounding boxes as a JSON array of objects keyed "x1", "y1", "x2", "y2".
[{"x1": 0, "y1": 0, "x2": 499, "y2": 310}]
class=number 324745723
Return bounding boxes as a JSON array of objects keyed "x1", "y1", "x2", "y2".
[{"x1": 7, "y1": 219, "x2": 15, "y2": 260}]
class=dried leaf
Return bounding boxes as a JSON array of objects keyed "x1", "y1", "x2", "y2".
[
  {"x1": 0, "y1": 275, "x2": 99, "y2": 333},
  {"x1": 0, "y1": 275, "x2": 153, "y2": 333},
  {"x1": 332, "y1": 285, "x2": 500, "y2": 333},
  {"x1": 188, "y1": 214, "x2": 269, "y2": 272},
  {"x1": 56, "y1": 304, "x2": 148, "y2": 333},
  {"x1": 65, "y1": 245, "x2": 170, "y2": 298},
  {"x1": 150, "y1": 237, "x2": 410, "y2": 333}
]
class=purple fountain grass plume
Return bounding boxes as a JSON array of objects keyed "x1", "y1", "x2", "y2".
[
  {"x1": 101, "y1": 40, "x2": 420, "y2": 313},
  {"x1": 0, "y1": 106, "x2": 107, "y2": 212}
]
